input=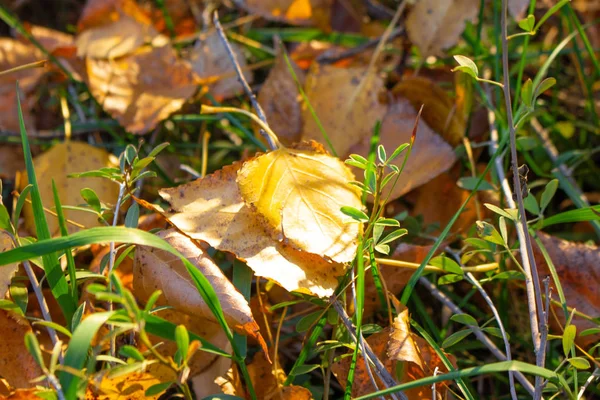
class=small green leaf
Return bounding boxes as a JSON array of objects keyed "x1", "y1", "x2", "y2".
[
  {"x1": 580, "y1": 328, "x2": 600, "y2": 337},
  {"x1": 378, "y1": 228, "x2": 408, "y2": 246},
  {"x1": 450, "y1": 313, "x2": 478, "y2": 327},
  {"x1": 540, "y1": 179, "x2": 559, "y2": 212},
  {"x1": 341, "y1": 206, "x2": 369, "y2": 222},
  {"x1": 437, "y1": 274, "x2": 464, "y2": 285},
  {"x1": 120, "y1": 345, "x2": 145, "y2": 361},
  {"x1": 452, "y1": 55, "x2": 479, "y2": 79},
  {"x1": 375, "y1": 218, "x2": 400, "y2": 227},
  {"x1": 9, "y1": 282, "x2": 28, "y2": 314},
  {"x1": 534, "y1": 77, "x2": 556, "y2": 100},
  {"x1": 0, "y1": 204, "x2": 11, "y2": 232},
  {"x1": 124, "y1": 144, "x2": 137, "y2": 166},
  {"x1": 388, "y1": 143, "x2": 409, "y2": 163},
  {"x1": 175, "y1": 324, "x2": 190, "y2": 361},
  {"x1": 499, "y1": 216, "x2": 508, "y2": 244},
  {"x1": 562, "y1": 324, "x2": 576, "y2": 357},
  {"x1": 476, "y1": 221, "x2": 505, "y2": 246},
  {"x1": 25, "y1": 332, "x2": 45, "y2": 369},
  {"x1": 377, "y1": 145, "x2": 386, "y2": 163},
  {"x1": 290, "y1": 364, "x2": 320, "y2": 375},
  {"x1": 516, "y1": 136, "x2": 538, "y2": 151},
  {"x1": 13, "y1": 184, "x2": 32, "y2": 228},
  {"x1": 296, "y1": 310, "x2": 323, "y2": 332},
  {"x1": 523, "y1": 193, "x2": 540, "y2": 215},
  {"x1": 346, "y1": 160, "x2": 368, "y2": 169},
  {"x1": 521, "y1": 78, "x2": 534, "y2": 107},
  {"x1": 147, "y1": 142, "x2": 170, "y2": 158},
  {"x1": 125, "y1": 203, "x2": 140, "y2": 228},
  {"x1": 567, "y1": 357, "x2": 590, "y2": 370},
  {"x1": 491, "y1": 271, "x2": 525, "y2": 281},
  {"x1": 518, "y1": 14, "x2": 535, "y2": 32},
  {"x1": 483, "y1": 327, "x2": 509, "y2": 340},
  {"x1": 80, "y1": 188, "x2": 102, "y2": 213},
  {"x1": 375, "y1": 243, "x2": 390, "y2": 254},
  {"x1": 430, "y1": 255, "x2": 463, "y2": 275},
  {"x1": 70, "y1": 303, "x2": 86, "y2": 332},
  {"x1": 145, "y1": 382, "x2": 173, "y2": 397},
  {"x1": 442, "y1": 329, "x2": 472, "y2": 348},
  {"x1": 457, "y1": 177, "x2": 495, "y2": 191},
  {"x1": 484, "y1": 203, "x2": 516, "y2": 220}
]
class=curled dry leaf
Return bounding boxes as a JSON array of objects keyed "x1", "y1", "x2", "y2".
[
  {"x1": 332, "y1": 323, "x2": 454, "y2": 399},
  {"x1": 160, "y1": 161, "x2": 346, "y2": 297},
  {"x1": 347, "y1": 99, "x2": 456, "y2": 201},
  {"x1": 86, "y1": 44, "x2": 197, "y2": 134},
  {"x1": 405, "y1": 0, "x2": 479, "y2": 57},
  {"x1": 392, "y1": 76, "x2": 465, "y2": 147},
  {"x1": 533, "y1": 232, "x2": 600, "y2": 347},
  {"x1": 257, "y1": 48, "x2": 305, "y2": 146},
  {"x1": 0, "y1": 231, "x2": 18, "y2": 299},
  {"x1": 18, "y1": 141, "x2": 120, "y2": 237},
  {"x1": 388, "y1": 307, "x2": 424, "y2": 370},
  {"x1": 301, "y1": 63, "x2": 387, "y2": 157},
  {"x1": 0, "y1": 39, "x2": 45, "y2": 133},
  {"x1": 85, "y1": 363, "x2": 176, "y2": 399},
  {"x1": 237, "y1": 0, "x2": 332, "y2": 26},
  {"x1": 133, "y1": 229, "x2": 263, "y2": 342},
  {"x1": 237, "y1": 141, "x2": 361, "y2": 263},
  {"x1": 0, "y1": 310, "x2": 42, "y2": 389},
  {"x1": 187, "y1": 32, "x2": 253, "y2": 101}
]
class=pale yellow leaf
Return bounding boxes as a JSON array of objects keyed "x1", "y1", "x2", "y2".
[
  {"x1": 0, "y1": 231, "x2": 18, "y2": 299},
  {"x1": 19, "y1": 142, "x2": 120, "y2": 236},
  {"x1": 239, "y1": 0, "x2": 332, "y2": 25},
  {"x1": 301, "y1": 64, "x2": 387, "y2": 156},
  {"x1": 160, "y1": 161, "x2": 345, "y2": 297},
  {"x1": 347, "y1": 99, "x2": 456, "y2": 201},
  {"x1": 388, "y1": 307, "x2": 424, "y2": 370},
  {"x1": 133, "y1": 229, "x2": 264, "y2": 343},
  {"x1": 86, "y1": 45, "x2": 197, "y2": 134},
  {"x1": 85, "y1": 363, "x2": 176, "y2": 399},
  {"x1": 405, "y1": 0, "x2": 479, "y2": 56},
  {"x1": 187, "y1": 32, "x2": 252, "y2": 100},
  {"x1": 237, "y1": 141, "x2": 361, "y2": 263}
]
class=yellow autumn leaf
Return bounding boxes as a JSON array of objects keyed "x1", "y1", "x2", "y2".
[
  {"x1": 19, "y1": 141, "x2": 120, "y2": 237},
  {"x1": 237, "y1": 141, "x2": 362, "y2": 263},
  {"x1": 300, "y1": 63, "x2": 387, "y2": 157},
  {"x1": 160, "y1": 161, "x2": 345, "y2": 297},
  {"x1": 85, "y1": 363, "x2": 176, "y2": 399}
]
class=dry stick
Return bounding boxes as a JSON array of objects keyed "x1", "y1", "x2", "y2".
[
  {"x1": 212, "y1": 12, "x2": 277, "y2": 150},
  {"x1": 317, "y1": 27, "x2": 404, "y2": 64},
  {"x1": 332, "y1": 300, "x2": 407, "y2": 400},
  {"x1": 465, "y1": 272, "x2": 518, "y2": 400},
  {"x1": 419, "y1": 277, "x2": 536, "y2": 395},
  {"x1": 500, "y1": 2, "x2": 547, "y2": 393}
]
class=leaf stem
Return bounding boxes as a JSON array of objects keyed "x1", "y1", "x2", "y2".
[{"x1": 375, "y1": 258, "x2": 498, "y2": 273}]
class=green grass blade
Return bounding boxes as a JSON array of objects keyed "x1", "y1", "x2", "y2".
[
  {"x1": 285, "y1": 314, "x2": 327, "y2": 385},
  {"x1": 537, "y1": 205, "x2": 600, "y2": 228},
  {"x1": 52, "y1": 180, "x2": 78, "y2": 301},
  {"x1": 15, "y1": 85, "x2": 76, "y2": 321},
  {"x1": 232, "y1": 260, "x2": 252, "y2": 359}
]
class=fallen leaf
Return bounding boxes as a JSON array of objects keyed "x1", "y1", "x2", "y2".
[
  {"x1": 237, "y1": 141, "x2": 361, "y2": 263},
  {"x1": 533, "y1": 232, "x2": 600, "y2": 347},
  {"x1": 237, "y1": 0, "x2": 332, "y2": 26},
  {"x1": 19, "y1": 141, "x2": 120, "y2": 236},
  {"x1": 0, "y1": 310, "x2": 43, "y2": 389},
  {"x1": 85, "y1": 363, "x2": 176, "y2": 399},
  {"x1": 86, "y1": 44, "x2": 197, "y2": 134},
  {"x1": 301, "y1": 63, "x2": 387, "y2": 156},
  {"x1": 405, "y1": 0, "x2": 479, "y2": 57},
  {"x1": 0, "y1": 389, "x2": 45, "y2": 399},
  {"x1": 0, "y1": 145, "x2": 25, "y2": 182},
  {"x1": 257, "y1": 48, "x2": 305, "y2": 146},
  {"x1": 347, "y1": 99, "x2": 456, "y2": 201},
  {"x1": 186, "y1": 32, "x2": 253, "y2": 101},
  {"x1": 190, "y1": 345, "x2": 232, "y2": 399},
  {"x1": 0, "y1": 39, "x2": 45, "y2": 133},
  {"x1": 78, "y1": 0, "x2": 152, "y2": 31},
  {"x1": 509, "y1": 0, "x2": 530, "y2": 18},
  {"x1": 392, "y1": 76, "x2": 465, "y2": 146},
  {"x1": 160, "y1": 161, "x2": 346, "y2": 297},
  {"x1": 133, "y1": 229, "x2": 263, "y2": 341},
  {"x1": 388, "y1": 307, "x2": 424, "y2": 370},
  {"x1": 332, "y1": 324, "x2": 454, "y2": 399},
  {"x1": 0, "y1": 231, "x2": 19, "y2": 299}
]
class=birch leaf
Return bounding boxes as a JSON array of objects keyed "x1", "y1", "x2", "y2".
[
  {"x1": 160, "y1": 161, "x2": 346, "y2": 297},
  {"x1": 237, "y1": 141, "x2": 362, "y2": 263}
]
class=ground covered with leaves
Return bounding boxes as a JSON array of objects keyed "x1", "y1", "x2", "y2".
[{"x1": 0, "y1": 0, "x2": 599, "y2": 399}]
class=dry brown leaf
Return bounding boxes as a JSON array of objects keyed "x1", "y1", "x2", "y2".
[
  {"x1": 160, "y1": 161, "x2": 346, "y2": 297},
  {"x1": 187, "y1": 32, "x2": 252, "y2": 101},
  {"x1": 78, "y1": 0, "x2": 152, "y2": 31},
  {"x1": 0, "y1": 231, "x2": 18, "y2": 299},
  {"x1": 388, "y1": 307, "x2": 424, "y2": 370},
  {"x1": 0, "y1": 310, "x2": 43, "y2": 389},
  {"x1": 533, "y1": 232, "x2": 600, "y2": 347},
  {"x1": 301, "y1": 63, "x2": 387, "y2": 156},
  {"x1": 86, "y1": 44, "x2": 197, "y2": 134},
  {"x1": 238, "y1": 0, "x2": 332, "y2": 26},
  {"x1": 347, "y1": 99, "x2": 456, "y2": 201},
  {"x1": 85, "y1": 363, "x2": 176, "y2": 399},
  {"x1": 19, "y1": 141, "x2": 119, "y2": 237},
  {"x1": 332, "y1": 324, "x2": 453, "y2": 399},
  {"x1": 134, "y1": 229, "x2": 263, "y2": 341},
  {"x1": 237, "y1": 141, "x2": 361, "y2": 263},
  {"x1": 392, "y1": 76, "x2": 465, "y2": 146},
  {"x1": 0, "y1": 39, "x2": 45, "y2": 133},
  {"x1": 190, "y1": 348, "x2": 232, "y2": 399},
  {"x1": 257, "y1": 49, "x2": 305, "y2": 146},
  {"x1": 405, "y1": 0, "x2": 479, "y2": 57},
  {"x1": 509, "y1": 0, "x2": 530, "y2": 18},
  {"x1": 0, "y1": 389, "x2": 45, "y2": 400},
  {"x1": 0, "y1": 145, "x2": 25, "y2": 182}
]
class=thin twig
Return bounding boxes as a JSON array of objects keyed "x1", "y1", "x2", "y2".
[
  {"x1": 212, "y1": 12, "x2": 276, "y2": 150},
  {"x1": 577, "y1": 367, "x2": 600, "y2": 399},
  {"x1": 331, "y1": 300, "x2": 405, "y2": 400},
  {"x1": 419, "y1": 277, "x2": 535, "y2": 395},
  {"x1": 500, "y1": 6, "x2": 546, "y2": 391},
  {"x1": 465, "y1": 272, "x2": 518, "y2": 400}
]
